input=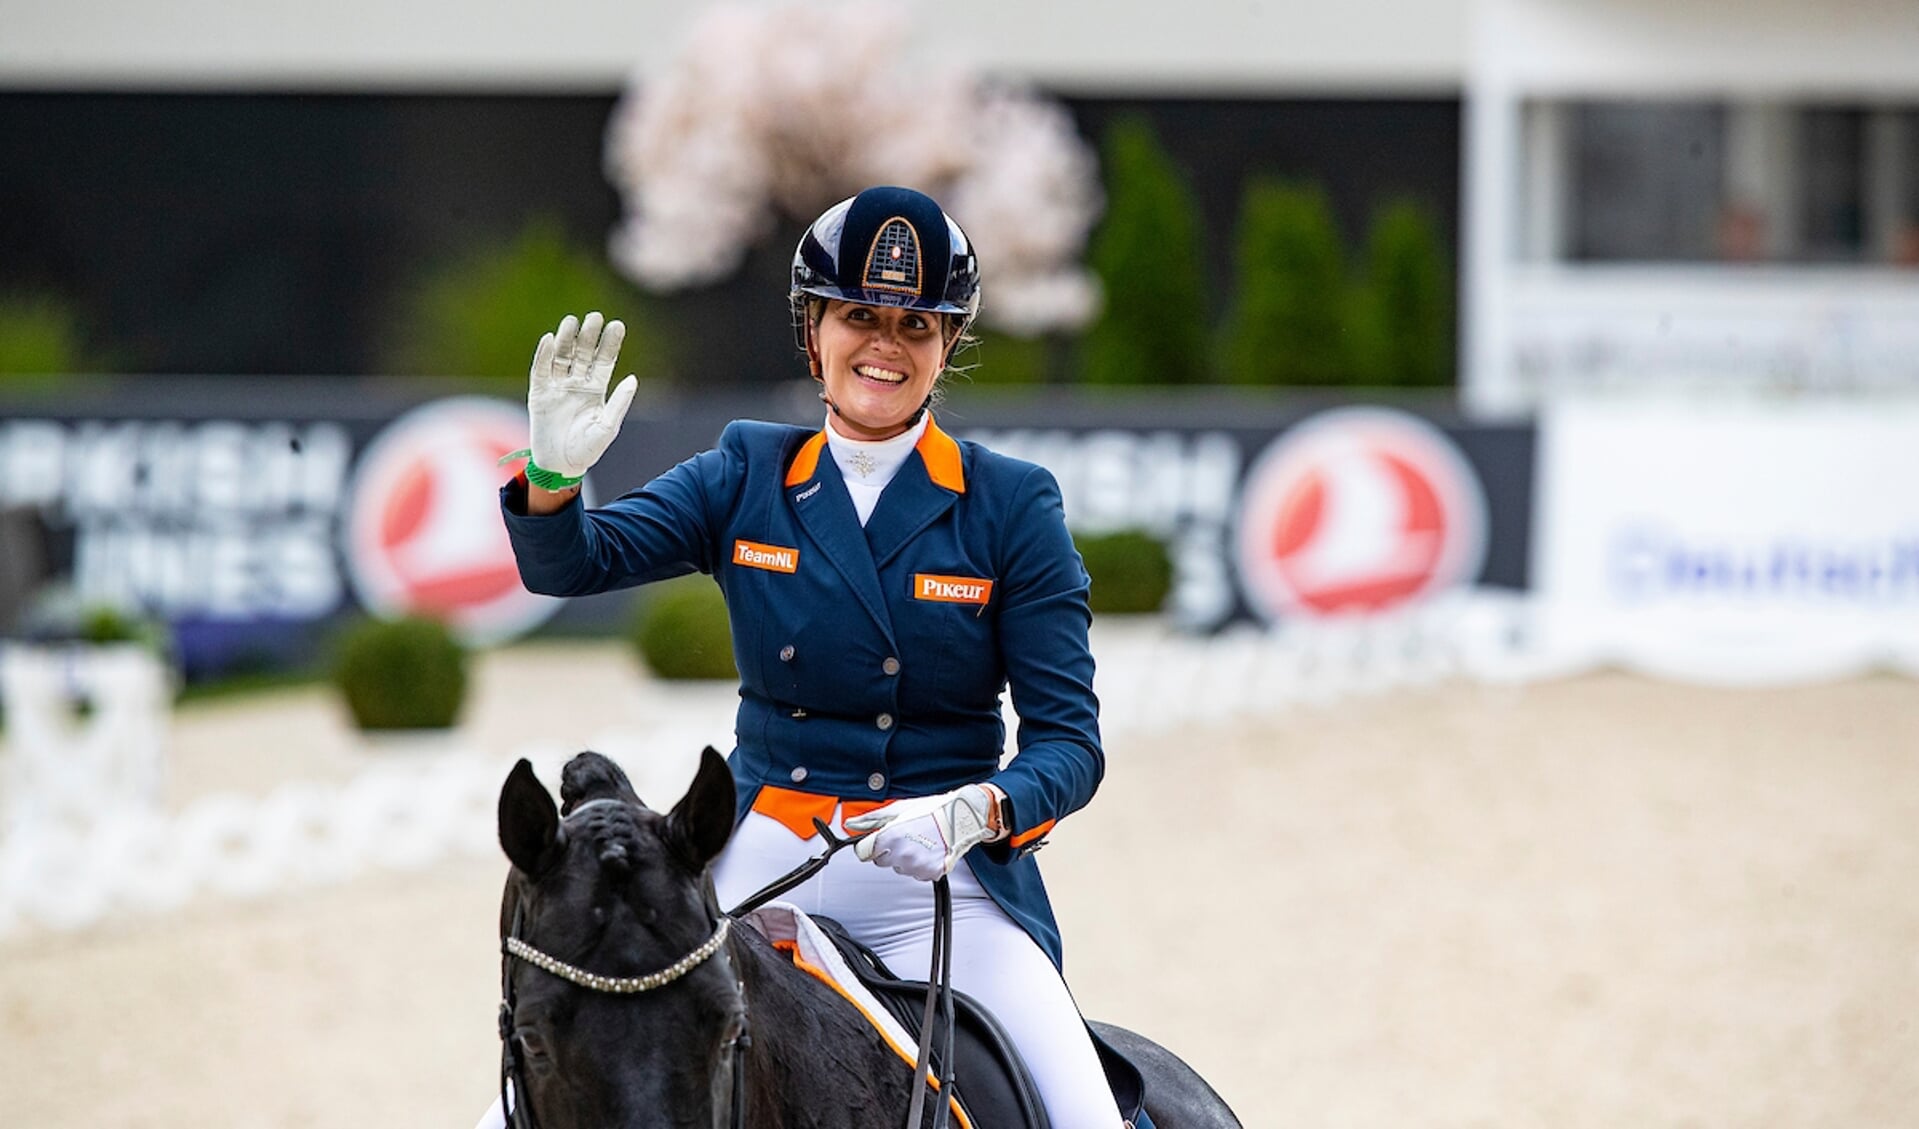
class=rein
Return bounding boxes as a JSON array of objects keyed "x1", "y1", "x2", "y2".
[{"x1": 725, "y1": 817, "x2": 961, "y2": 1129}]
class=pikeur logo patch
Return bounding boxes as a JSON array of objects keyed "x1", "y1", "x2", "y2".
[
  {"x1": 913, "y1": 573, "x2": 994, "y2": 605},
  {"x1": 734, "y1": 540, "x2": 799, "y2": 573}
]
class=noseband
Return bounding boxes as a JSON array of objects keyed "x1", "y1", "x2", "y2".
[{"x1": 499, "y1": 799, "x2": 751, "y2": 1129}]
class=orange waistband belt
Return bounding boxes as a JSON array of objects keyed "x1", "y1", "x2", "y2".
[
  {"x1": 751, "y1": 785, "x2": 888, "y2": 839},
  {"x1": 753, "y1": 784, "x2": 1054, "y2": 848}
]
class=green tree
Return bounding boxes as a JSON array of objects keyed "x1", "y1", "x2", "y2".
[
  {"x1": 1217, "y1": 180, "x2": 1353, "y2": 386},
  {"x1": 1077, "y1": 119, "x2": 1211, "y2": 386},
  {"x1": 382, "y1": 217, "x2": 665, "y2": 385},
  {"x1": 1355, "y1": 199, "x2": 1453, "y2": 387},
  {"x1": 957, "y1": 329, "x2": 1051, "y2": 385},
  {"x1": 0, "y1": 293, "x2": 102, "y2": 384}
]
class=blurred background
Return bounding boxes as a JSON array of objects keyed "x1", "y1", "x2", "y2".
[{"x1": 1, "y1": 1, "x2": 1916, "y2": 1126}]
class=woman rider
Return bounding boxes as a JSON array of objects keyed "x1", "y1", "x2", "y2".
[{"x1": 490, "y1": 185, "x2": 1127, "y2": 1127}]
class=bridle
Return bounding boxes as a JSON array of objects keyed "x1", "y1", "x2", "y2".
[
  {"x1": 499, "y1": 808, "x2": 962, "y2": 1129},
  {"x1": 498, "y1": 799, "x2": 751, "y2": 1129}
]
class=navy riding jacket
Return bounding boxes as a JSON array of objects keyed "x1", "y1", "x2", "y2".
[{"x1": 500, "y1": 417, "x2": 1104, "y2": 968}]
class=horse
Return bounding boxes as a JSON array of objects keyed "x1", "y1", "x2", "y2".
[{"x1": 496, "y1": 747, "x2": 1242, "y2": 1128}]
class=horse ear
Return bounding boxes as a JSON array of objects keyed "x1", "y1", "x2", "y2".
[
  {"x1": 499, "y1": 758, "x2": 561, "y2": 877},
  {"x1": 665, "y1": 747, "x2": 736, "y2": 870}
]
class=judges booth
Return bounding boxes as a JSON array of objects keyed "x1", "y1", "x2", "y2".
[{"x1": 1463, "y1": 0, "x2": 1919, "y2": 418}]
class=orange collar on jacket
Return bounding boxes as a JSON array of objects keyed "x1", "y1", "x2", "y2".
[{"x1": 785, "y1": 418, "x2": 966, "y2": 493}]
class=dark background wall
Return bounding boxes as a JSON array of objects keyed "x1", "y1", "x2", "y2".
[{"x1": 0, "y1": 91, "x2": 1459, "y2": 380}]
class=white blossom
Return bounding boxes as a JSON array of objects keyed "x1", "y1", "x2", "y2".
[{"x1": 604, "y1": 0, "x2": 1103, "y2": 334}]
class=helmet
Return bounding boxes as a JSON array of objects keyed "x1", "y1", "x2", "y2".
[{"x1": 790, "y1": 186, "x2": 981, "y2": 349}]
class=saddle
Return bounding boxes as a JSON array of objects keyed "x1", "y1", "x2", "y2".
[
  {"x1": 809, "y1": 915, "x2": 1153, "y2": 1129},
  {"x1": 809, "y1": 913, "x2": 1048, "y2": 1128}
]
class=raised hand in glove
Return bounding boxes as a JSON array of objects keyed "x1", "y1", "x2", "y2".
[
  {"x1": 848, "y1": 784, "x2": 1006, "y2": 882},
  {"x1": 524, "y1": 312, "x2": 639, "y2": 490}
]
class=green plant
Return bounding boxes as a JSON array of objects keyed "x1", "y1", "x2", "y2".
[
  {"x1": 0, "y1": 292, "x2": 99, "y2": 383},
  {"x1": 961, "y1": 329, "x2": 1052, "y2": 385},
  {"x1": 629, "y1": 576, "x2": 736, "y2": 681},
  {"x1": 332, "y1": 615, "x2": 468, "y2": 730},
  {"x1": 77, "y1": 604, "x2": 170, "y2": 651},
  {"x1": 1077, "y1": 119, "x2": 1212, "y2": 386},
  {"x1": 381, "y1": 217, "x2": 666, "y2": 384},
  {"x1": 1354, "y1": 199, "x2": 1453, "y2": 387},
  {"x1": 1075, "y1": 528, "x2": 1174, "y2": 615},
  {"x1": 1218, "y1": 180, "x2": 1354, "y2": 386}
]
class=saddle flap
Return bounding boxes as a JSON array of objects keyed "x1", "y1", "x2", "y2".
[{"x1": 743, "y1": 904, "x2": 1051, "y2": 1129}]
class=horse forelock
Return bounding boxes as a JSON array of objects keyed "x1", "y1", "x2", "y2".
[
  {"x1": 565, "y1": 800, "x2": 650, "y2": 873},
  {"x1": 559, "y1": 752, "x2": 643, "y2": 813}
]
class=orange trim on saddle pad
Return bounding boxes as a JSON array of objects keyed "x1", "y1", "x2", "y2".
[
  {"x1": 750, "y1": 785, "x2": 886, "y2": 839},
  {"x1": 770, "y1": 938, "x2": 974, "y2": 1129}
]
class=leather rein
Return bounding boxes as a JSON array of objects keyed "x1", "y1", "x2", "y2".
[{"x1": 499, "y1": 811, "x2": 961, "y2": 1129}]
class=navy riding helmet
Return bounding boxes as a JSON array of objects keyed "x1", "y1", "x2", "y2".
[{"x1": 789, "y1": 186, "x2": 981, "y2": 349}]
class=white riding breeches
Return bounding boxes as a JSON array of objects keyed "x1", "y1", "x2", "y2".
[
  {"x1": 715, "y1": 808, "x2": 1125, "y2": 1129},
  {"x1": 473, "y1": 806, "x2": 1123, "y2": 1129}
]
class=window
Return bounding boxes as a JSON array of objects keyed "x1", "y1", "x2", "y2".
[{"x1": 1535, "y1": 99, "x2": 1919, "y2": 267}]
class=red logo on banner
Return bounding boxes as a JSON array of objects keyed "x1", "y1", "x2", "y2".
[
  {"x1": 1235, "y1": 408, "x2": 1488, "y2": 619},
  {"x1": 343, "y1": 397, "x2": 562, "y2": 645}
]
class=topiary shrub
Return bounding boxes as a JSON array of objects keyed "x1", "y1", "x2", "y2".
[
  {"x1": 1218, "y1": 179, "x2": 1354, "y2": 386},
  {"x1": 1075, "y1": 529, "x2": 1174, "y2": 615},
  {"x1": 629, "y1": 576, "x2": 737, "y2": 681},
  {"x1": 332, "y1": 615, "x2": 468, "y2": 731},
  {"x1": 1077, "y1": 118, "x2": 1212, "y2": 386}
]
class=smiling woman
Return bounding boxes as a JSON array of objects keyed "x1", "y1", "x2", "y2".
[
  {"x1": 808, "y1": 301, "x2": 953, "y2": 441},
  {"x1": 486, "y1": 186, "x2": 1166, "y2": 1126}
]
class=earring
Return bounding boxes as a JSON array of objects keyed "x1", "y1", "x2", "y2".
[{"x1": 817, "y1": 388, "x2": 829, "y2": 402}]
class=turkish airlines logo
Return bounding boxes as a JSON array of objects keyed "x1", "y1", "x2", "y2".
[
  {"x1": 343, "y1": 397, "x2": 562, "y2": 645},
  {"x1": 1235, "y1": 408, "x2": 1488, "y2": 619}
]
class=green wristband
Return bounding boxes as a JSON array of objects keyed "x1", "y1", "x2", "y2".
[{"x1": 500, "y1": 448, "x2": 584, "y2": 491}]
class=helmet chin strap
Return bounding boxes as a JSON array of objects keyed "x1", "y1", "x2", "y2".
[{"x1": 814, "y1": 380, "x2": 932, "y2": 430}]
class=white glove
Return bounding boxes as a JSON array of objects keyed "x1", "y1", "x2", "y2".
[
  {"x1": 848, "y1": 784, "x2": 1003, "y2": 882},
  {"x1": 526, "y1": 312, "x2": 639, "y2": 485}
]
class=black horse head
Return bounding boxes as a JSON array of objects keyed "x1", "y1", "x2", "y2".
[{"x1": 497, "y1": 747, "x2": 742, "y2": 1128}]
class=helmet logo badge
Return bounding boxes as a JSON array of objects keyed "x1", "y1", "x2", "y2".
[{"x1": 864, "y1": 217, "x2": 923, "y2": 296}]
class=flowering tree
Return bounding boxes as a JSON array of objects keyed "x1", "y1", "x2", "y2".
[{"x1": 603, "y1": 1, "x2": 1103, "y2": 335}]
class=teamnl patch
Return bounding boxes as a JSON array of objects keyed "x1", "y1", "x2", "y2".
[
  {"x1": 733, "y1": 539, "x2": 800, "y2": 573},
  {"x1": 913, "y1": 573, "x2": 993, "y2": 605}
]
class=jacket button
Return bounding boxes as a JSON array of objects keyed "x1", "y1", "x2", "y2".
[
  {"x1": 867, "y1": 773, "x2": 886, "y2": 791},
  {"x1": 875, "y1": 713, "x2": 894, "y2": 731},
  {"x1": 882, "y1": 657, "x2": 900, "y2": 676},
  {"x1": 779, "y1": 645, "x2": 795, "y2": 662},
  {"x1": 789, "y1": 767, "x2": 808, "y2": 783}
]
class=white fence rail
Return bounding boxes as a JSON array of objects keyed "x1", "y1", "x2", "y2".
[{"x1": 0, "y1": 593, "x2": 1588, "y2": 939}]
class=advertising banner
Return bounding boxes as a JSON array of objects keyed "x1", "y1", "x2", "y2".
[
  {"x1": 1533, "y1": 399, "x2": 1919, "y2": 684},
  {"x1": 953, "y1": 401, "x2": 1533, "y2": 631},
  {"x1": 0, "y1": 381, "x2": 1536, "y2": 678}
]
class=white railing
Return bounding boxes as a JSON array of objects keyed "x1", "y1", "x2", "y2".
[{"x1": 0, "y1": 592, "x2": 1590, "y2": 939}]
